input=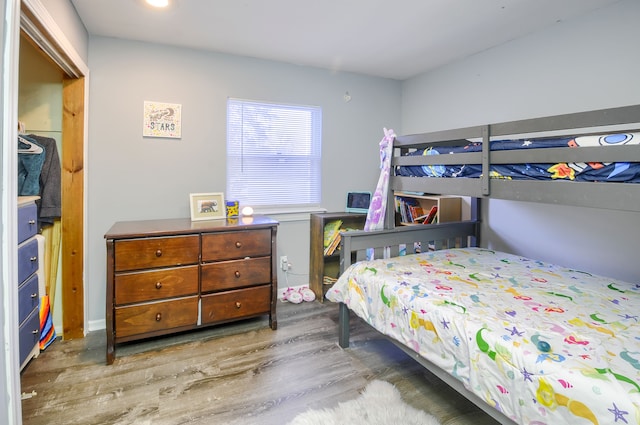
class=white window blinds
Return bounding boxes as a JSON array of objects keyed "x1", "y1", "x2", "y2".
[{"x1": 226, "y1": 98, "x2": 322, "y2": 210}]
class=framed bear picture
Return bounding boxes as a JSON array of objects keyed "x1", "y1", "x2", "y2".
[{"x1": 189, "y1": 192, "x2": 225, "y2": 221}]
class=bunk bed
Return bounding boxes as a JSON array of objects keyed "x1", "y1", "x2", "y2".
[{"x1": 326, "y1": 104, "x2": 640, "y2": 425}]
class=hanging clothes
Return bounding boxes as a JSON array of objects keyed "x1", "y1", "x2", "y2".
[
  {"x1": 27, "y1": 134, "x2": 62, "y2": 226},
  {"x1": 39, "y1": 294, "x2": 56, "y2": 350},
  {"x1": 18, "y1": 135, "x2": 46, "y2": 196},
  {"x1": 364, "y1": 128, "x2": 395, "y2": 232},
  {"x1": 364, "y1": 128, "x2": 396, "y2": 260}
]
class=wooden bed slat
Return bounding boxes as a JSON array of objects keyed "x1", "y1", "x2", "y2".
[
  {"x1": 395, "y1": 145, "x2": 639, "y2": 166},
  {"x1": 393, "y1": 175, "x2": 485, "y2": 198}
]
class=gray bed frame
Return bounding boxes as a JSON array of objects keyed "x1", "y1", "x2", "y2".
[
  {"x1": 391, "y1": 103, "x2": 640, "y2": 218},
  {"x1": 335, "y1": 104, "x2": 640, "y2": 425}
]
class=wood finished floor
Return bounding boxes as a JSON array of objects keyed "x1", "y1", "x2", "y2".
[{"x1": 20, "y1": 300, "x2": 500, "y2": 425}]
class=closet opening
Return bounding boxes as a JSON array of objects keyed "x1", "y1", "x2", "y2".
[{"x1": 19, "y1": 2, "x2": 87, "y2": 340}]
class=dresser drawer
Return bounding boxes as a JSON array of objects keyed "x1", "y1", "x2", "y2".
[
  {"x1": 201, "y1": 285, "x2": 271, "y2": 325},
  {"x1": 18, "y1": 202, "x2": 38, "y2": 244},
  {"x1": 115, "y1": 265, "x2": 199, "y2": 305},
  {"x1": 201, "y1": 229, "x2": 271, "y2": 261},
  {"x1": 115, "y1": 235, "x2": 199, "y2": 272},
  {"x1": 115, "y1": 296, "x2": 198, "y2": 338},
  {"x1": 18, "y1": 273, "x2": 39, "y2": 325},
  {"x1": 18, "y1": 237, "x2": 39, "y2": 284},
  {"x1": 201, "y1": 257, "x2": 271, "y2": 292},
  {"x1": 19, "y1": 309, "x2": 40, "y2": 366}
]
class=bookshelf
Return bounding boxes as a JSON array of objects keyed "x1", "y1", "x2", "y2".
[
  {"x1": 309, "y1": 212, "x2": 367, "y2": 301},
  {"x1": 395, "y1": 192, "x2": 462, "y2": 225}
]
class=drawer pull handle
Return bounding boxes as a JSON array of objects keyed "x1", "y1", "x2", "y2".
[
  {"x1": 234, "y1": 271, "x2": 241, "y2": 278},
  {"x1": 30, "y1": 256, "x2": 37, "y2": 262},
  {"x1": 28, "y1": 220, "x2": 36, "y2": 225},
  {"x1": 155, "y1": 249, "x2": 162, "y2": 257},
  {"x1": 31, "y1": 293, "x2": 38, "y2": 298},
  {"x1": 235, "y1": 301, "x2": 242, "y2": 309},
  {"x1": 155, "y1": 313, "x2": 162, "y2": 321},
  {"x1": 235, "y1": 241, "x2": 242, "y2": 248},
  {"x1": 155, "y1": 282, "x2": 162, "y2": 289}
]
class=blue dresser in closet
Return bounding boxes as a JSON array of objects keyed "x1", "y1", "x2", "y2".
[{"x1": 18, "y1": 197, "x2": 40, "y2": 370}]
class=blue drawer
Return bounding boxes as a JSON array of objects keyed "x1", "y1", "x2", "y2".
[
  {"x1": 18, "y1": 202, "x2": 38, "y2": 244},
  {"x1": 18, "y1": 274, "x2": 39, "y2": 325},
  {"x1": 19, "y1": 309, "x2": 40, "y2": 366},
  {"x1": 18, "y1": 237, "x2": 39, "y2": 284}
]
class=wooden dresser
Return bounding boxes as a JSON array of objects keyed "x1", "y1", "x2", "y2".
[{"x1": 104, "y1": 216, "x2": 278, "y2": 364}]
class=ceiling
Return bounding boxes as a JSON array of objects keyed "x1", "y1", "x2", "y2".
[{"x1": 70, "y1": 0, "x2": 620, "y2": 80}]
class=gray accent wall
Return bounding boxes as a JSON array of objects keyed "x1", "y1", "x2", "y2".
[
  {"x1": 401, "y1": 0, "x2": 640, "y2": 283},
  {"x1": 86, "y1": 36, "x2": 401, "y2": 328}
]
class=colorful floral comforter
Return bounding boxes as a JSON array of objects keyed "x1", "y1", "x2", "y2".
[{"x1": 326, "y1": 248, "x2": 640, "y2": 425}]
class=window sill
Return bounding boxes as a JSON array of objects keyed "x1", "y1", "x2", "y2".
[{"x1": 254, "y1": 207, "x2": 327, "y2": 222}]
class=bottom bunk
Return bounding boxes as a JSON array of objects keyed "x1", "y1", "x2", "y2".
[{"x1": 326, "y1": 223, "x2": 640, "y2": 425}]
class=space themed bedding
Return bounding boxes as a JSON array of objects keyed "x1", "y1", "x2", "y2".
[
  {"x1": 326, "y1": 247, "x2": 640, "y2": 425},
  {"x1": 396, "y1": 133, "x2": 640, "y2": 183}
]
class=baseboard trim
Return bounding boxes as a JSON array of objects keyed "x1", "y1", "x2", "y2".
[{"x1": 87, "y1": 319, "x2": 105, "y2": 332}]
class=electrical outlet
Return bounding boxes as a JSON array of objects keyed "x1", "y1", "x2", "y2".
[{"x1": 280, "y1": 256, "x2": 288, "y2": 271}]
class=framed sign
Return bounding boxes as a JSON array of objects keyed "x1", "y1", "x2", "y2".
[
  {"x1": 190, "y1": 192, "x2": 226, "y2": 221},
  {"x1": 143, "y1": 101, "x2": 182, "y2": 138}
]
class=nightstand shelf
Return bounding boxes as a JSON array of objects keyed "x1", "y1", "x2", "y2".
[
  {"x1": 395, "y1": 192, "x2": 461, "y2": 225},
  {"x1": 309, "y1": 212, "x2": 366, "y2": 301}
]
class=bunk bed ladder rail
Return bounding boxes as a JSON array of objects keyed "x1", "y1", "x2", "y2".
[
  {"x1": 481, "y1": 125, "x2": 490, "y2": 196},
  {"x1": 339, "y1": 221, "x2": 479, "y2": 270}
]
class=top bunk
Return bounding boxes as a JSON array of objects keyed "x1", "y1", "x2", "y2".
[{"x1": 391, "y1": 104, "x2": 640, "y2": 212}]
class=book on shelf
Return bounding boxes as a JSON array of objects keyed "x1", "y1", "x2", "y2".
[
  {"x1": 323, "y1": 221, "x2": 362, "y2": 256},
  {"x1": 413, "y1": 213, "x2": 429, "y2": 223},
  {"x1": 408, "y1": 205, "x2": 424, "y2": 222},
  {"x1": 325, "y1": 232, "x2": 342, "y2": 256},
  {"x1": 395, "y1": 196, "x2": 427, "y2": 224},
  {"x1": 423, "y1": 205, "x2": 438, "y2": 224},
  {"x1": 323, "y1": 220, "x2": 342, "y2": 250}
]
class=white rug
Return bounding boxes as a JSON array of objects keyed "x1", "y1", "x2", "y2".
[{"x1": 287, "y1": 380, "x2": 440, "y2": 425}]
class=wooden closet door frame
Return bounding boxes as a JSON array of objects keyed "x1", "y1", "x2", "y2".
[{"x1": 20, "y1": 0, "x2": 89, "y2": 339}]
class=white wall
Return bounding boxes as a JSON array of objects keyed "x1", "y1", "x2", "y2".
[
  {"x1": 401, "y1": 0, "x2": 640, "y2": 283},
  {"x1": 1, "y1": 1, "x2": 19, "y2": 422},
  {"x1": 38, "y1": 0, "x2": 89, "y2": 62},
  {"x1": 86, "y1": 36, "x2": 401, "y2": 327}
]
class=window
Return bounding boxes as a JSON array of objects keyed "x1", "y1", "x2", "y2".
[{"x1": 226, "y1": 98, "x2": 322, "y2": 211}]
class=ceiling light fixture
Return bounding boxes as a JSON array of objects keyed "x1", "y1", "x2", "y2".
[{"x1": 146, "y1": 0, "x2": 169, "y2": 7}]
